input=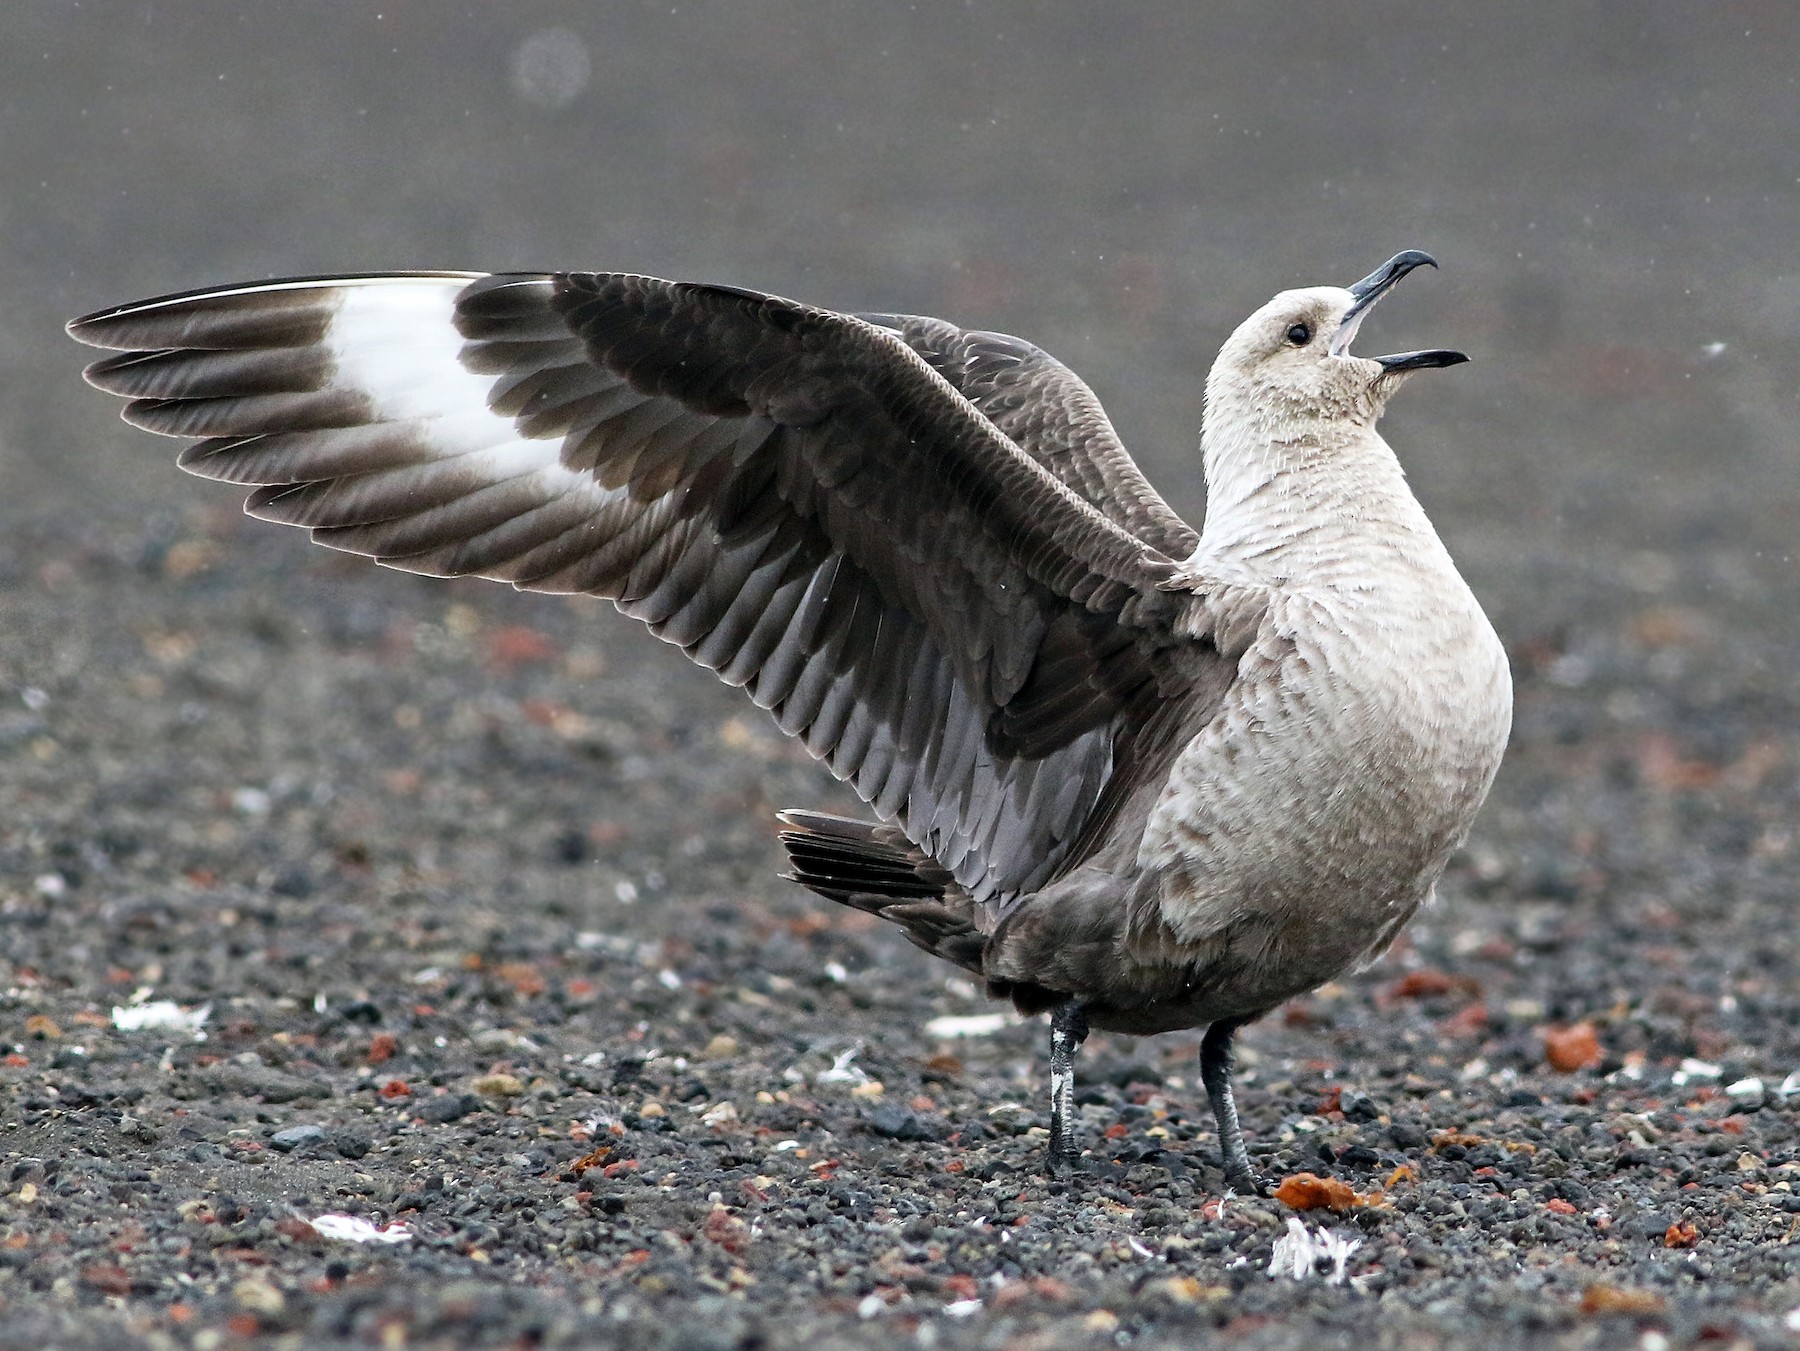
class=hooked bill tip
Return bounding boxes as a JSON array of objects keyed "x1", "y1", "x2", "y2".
[{"x1": 1346, "y1": 250, "x2": 1439, "y2": 301}]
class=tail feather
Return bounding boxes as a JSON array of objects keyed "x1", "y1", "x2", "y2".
[{"x1": 777, "y1": 809, "x2": 987, "y2": 975}]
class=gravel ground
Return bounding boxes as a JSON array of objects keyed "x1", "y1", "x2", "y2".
[{"x1": 5, "y1": 6, "x2": 1800, "y2": 1349}]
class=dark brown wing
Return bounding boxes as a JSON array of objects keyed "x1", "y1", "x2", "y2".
[
  {"x1": 70, "y1": 271, "x2": 1237, "y2": 908},
  {"x1": 858, "y1": 312, "x2": 1200, "y2": 558}
]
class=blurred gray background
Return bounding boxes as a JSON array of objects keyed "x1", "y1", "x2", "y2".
[
  {"x1": 4, "y1": 2, "x2": 1799, "y2": 888},
  {"x1": 8, "y1": 2, "x2": 1799, "y2": 604}
]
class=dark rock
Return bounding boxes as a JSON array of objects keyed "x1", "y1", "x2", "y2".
[
  {"x1": 418, "y1": 1093, "x2": 479, "y2": 1124},
  {"x1": 862, "y1": 1103, "x2": 949, "y2": 1141},
  {"x1": 330, "y1": 1128, "x2": 373, "y2": 1159},
  {"x1": 268, "y1": 867, "x2": 315, "y2": 899}
]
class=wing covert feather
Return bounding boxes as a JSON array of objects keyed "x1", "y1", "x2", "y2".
[{"x1": 858, "y1": 312, "x2": 1201, "y2": 558}]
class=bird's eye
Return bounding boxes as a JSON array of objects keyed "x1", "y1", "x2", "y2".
[{"x1": 1285, "y1": 322, "x2": 1312, "y2": 346}]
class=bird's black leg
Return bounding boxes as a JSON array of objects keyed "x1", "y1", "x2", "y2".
[
  {"x1": 1047, "y1": 999, "x2": 1089, "y2": 1175},
  {"x1": 1199, "y1": 1017, "x2": 1266, "y2": 1196}
]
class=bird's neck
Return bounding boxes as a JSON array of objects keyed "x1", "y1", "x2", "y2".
[{"x1": 1195, "y1": 405, "x2": 1448, "y2": 582}]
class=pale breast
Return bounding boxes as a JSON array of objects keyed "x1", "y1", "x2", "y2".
[{"x1": 1136, "y1": 568, "x2": 1511, "y2": 1000}]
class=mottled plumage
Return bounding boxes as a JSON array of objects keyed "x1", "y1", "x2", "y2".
[{"x1": 70, "y1": 251, "x2": 1510, "y2": 1193}]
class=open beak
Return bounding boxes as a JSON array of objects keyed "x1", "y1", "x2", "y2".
[{"x1": 1330, "y1": 249, "x2": 1468, "y2": 371}]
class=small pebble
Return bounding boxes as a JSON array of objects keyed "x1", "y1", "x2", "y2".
[
  {"x1": 472, "y1": 1072, "x2": 525, "y2": 1098},
  {"x1": 268, "y1": 1124, "x2": 326, "y2": 1153}
]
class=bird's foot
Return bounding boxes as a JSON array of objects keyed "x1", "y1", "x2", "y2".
[
  {"x1": 1046, "y1": 1146, "x2": 1085, "y2": 1180},
  {"x1": 1221, "y1": 1158, "x2": 1270, "y2": 1199}
]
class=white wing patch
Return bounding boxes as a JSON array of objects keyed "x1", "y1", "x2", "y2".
[
  {"x1": 326, "y1": 281, "x2": 499, "y2": 426},
  {"x1": 316, "y1": 279, "x2": 627, "y2": 533}
]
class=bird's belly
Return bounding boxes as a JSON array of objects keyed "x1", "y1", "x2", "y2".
[{"x1": 1129, "y1": 605, "x2": 1511, "y2": 1019}]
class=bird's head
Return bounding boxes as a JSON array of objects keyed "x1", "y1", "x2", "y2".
[{"x1": 1208, "y1": 250, "x2": 1467, "y2": 429}]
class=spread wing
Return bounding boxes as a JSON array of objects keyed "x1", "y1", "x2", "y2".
[
  {"x1": 858, "y1": 313, "x2": 1200, "y2": 559},
  {"x1": 70, "y1": 272, "x2": 1239, "y2": 908}
]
